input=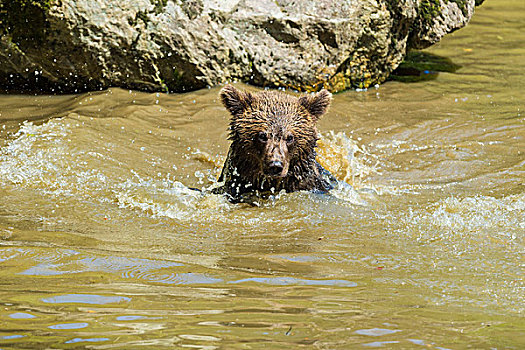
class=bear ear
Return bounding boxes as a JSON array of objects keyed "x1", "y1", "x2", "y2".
[
  {"x1": 219, "y1": 84, "x2": 254, "y2": 117},
  {"x1": 298, "y1": 89, "x2": 332, "y2": 120}
]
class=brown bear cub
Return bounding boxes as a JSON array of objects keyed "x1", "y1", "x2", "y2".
[{"x1": 213, "y1": 85, "x2": 336, "y2": 202}]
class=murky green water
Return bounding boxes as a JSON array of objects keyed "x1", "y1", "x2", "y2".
[{"x1": 1, "y1": 1, "x2": 524, "y2": 349}]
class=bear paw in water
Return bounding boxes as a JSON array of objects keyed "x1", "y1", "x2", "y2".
[{"x1": 213, "y1": 85, "x2": 336, "y2": 202}]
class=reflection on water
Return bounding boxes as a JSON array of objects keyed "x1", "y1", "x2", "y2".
[
  {"x1": 1, "y1": 0, "x2": 524, "y2": 348},
  {"x1": 8, "y1": 312, "x2": 36, "y2": 319},
  {"x1": 49, "y1": 322, "x2": 89, "y2": 330},
  {"x1": 41, "y1": 294, "x2": 132, "y2": 305},
  {"x1": 65, "y1": 337, "x2": 110, "y2": 344}
]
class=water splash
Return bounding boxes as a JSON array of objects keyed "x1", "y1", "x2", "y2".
[
  {"x1": 317, "y1": 131, "x2": 378, "y2": 189},
  {"x1": 0, "y1": 118, "x2": 110, "y2": 198},
  {"x1": 406, "y1": 193, "x2": 525, "y2": 240},
  {"x1": 0, "y1": 117, "x2": 233, "y2": 222},
  {"x1": 317, "y1": 131, "x2": 378, "y2": 204},
  {"x1": 0, "y1": 118, "x2": 374, "y2": 226},
  {"x1": 0, "y1": 119, "x2": 71, "y2": 187}
]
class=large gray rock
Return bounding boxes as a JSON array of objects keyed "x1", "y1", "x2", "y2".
[{"x1": 0, "y1": 0, "x2": 482, "y2": 93}]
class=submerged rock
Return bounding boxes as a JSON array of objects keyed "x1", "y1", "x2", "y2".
[{"x1": 0, "y1": 0, "x2": 483, "y2": 93}]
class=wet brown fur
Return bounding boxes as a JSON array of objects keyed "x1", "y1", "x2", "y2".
[{"x1": 214, "y1": 85, "x2": 335, "y2": 201}]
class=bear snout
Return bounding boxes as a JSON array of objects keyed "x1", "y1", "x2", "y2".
[{"x1": 267, "y1": 161, "x2": 285, "y2": 177}]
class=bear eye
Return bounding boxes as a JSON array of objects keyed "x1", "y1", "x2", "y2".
[
  {"x1": 286, "y1": 134, "x2": 294, "y2": 145},
  {"x1": 257, "y1": 131, "x2": 268, "y2": 143}
]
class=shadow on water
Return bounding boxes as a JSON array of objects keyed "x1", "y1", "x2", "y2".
[{"x1": 389, "y1": 50, "x2": 461, "y2": 83}]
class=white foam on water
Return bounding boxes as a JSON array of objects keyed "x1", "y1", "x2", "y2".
[
  {"x1": 405, "y1": 193, "x2": 525, "y2": 241},
  {"x1": 115, "y1": 177, "x2": 232, "y2": 221},
  {"x1": 0, "y1": 119, "x2": 70, "y2": 186},
  {"x1": 0, "y1": 118, "x2": 110, "y2": 198}
]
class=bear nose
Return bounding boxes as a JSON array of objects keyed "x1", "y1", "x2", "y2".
[{"x1": 268, "y1": 161, "x2": 284, "y2": 176}]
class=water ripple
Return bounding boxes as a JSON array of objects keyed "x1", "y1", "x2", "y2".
[
  {"x1": 65, "y1": 337, "x2": 110, "y2": 344},
  {"x1": 355, "y1": 328, "x2": 401, "y2": 336},
  {"x1": 229, "y1": 277, "x2": 357, "y2": 287}
]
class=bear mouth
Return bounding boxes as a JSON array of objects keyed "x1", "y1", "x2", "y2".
[
  {"x1": 265, "y1": 172, "x2": 286, "y2": 179},
  {"x1": 262, "y1": 167, "x2": 287, "y2": 179}
]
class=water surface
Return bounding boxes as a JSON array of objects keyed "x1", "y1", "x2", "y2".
[{"x1": 1, "y1": 1, "x2": 524, "y2": 348}]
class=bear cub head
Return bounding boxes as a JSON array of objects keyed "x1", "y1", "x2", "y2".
[{"x1": 219, "y1": 85, "x2": 332, "y2": 181}]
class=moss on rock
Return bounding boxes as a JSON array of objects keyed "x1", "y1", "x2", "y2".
[
  {"x1": 449, "y1": 0, "x2": 469, "y2": 16},
  {"x1": 150, "y1": 0, "x2": 168, "y2": 14},
  {"x1": 419, "y1": 0, "x2": 442, "y2": 23},
  {"x1": 415, "y1": 0, "x2": 472, "y2": 29}
]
